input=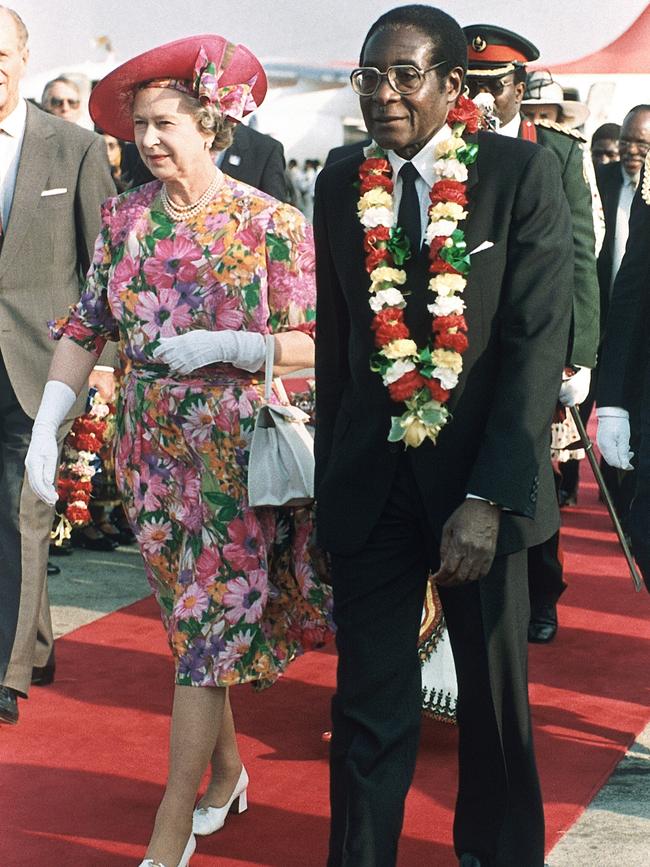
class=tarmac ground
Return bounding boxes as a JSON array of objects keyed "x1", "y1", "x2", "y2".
[{"x1": 47, "y1": 544, "x2": 650, "y2": 867}]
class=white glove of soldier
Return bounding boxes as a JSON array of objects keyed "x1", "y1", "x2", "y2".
[
  {"x1": 596, "y1": 407, "x2": 634, "y2": 470},
  {"x1": 153, "y1": 330, "x2": 266, "y2": 375},
  {"x1": 25, "y1": 380, "x2": 77, "y2": 505},
  {"x1": 559, "y1": 365, "x2": 591, "y2": 407}
]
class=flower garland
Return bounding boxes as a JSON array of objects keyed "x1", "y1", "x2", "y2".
[
  {"x1": 358, "y1": 95, "x2": 480, "y2": 448},
  {"x1": 51, "y1": 389, "x2": 115, "y2": 545}
]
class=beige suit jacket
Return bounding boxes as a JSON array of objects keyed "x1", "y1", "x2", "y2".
[{"x1": 0, "y1": 102, "x2": 116, "y2": 418}]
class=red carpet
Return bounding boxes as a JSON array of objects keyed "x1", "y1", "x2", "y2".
[{"x1": 1, "y1": 465, "x2": 648, "y2": 866}]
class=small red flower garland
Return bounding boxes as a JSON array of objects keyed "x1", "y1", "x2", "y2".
[{"x1": 358, "y1": 95, "x2": 480, "y2": 447}]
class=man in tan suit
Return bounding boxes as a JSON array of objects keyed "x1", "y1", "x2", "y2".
[{"x1": 0, "y1": 6, "x2": 114, "y2": 724}]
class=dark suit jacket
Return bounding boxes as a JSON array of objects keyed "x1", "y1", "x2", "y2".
[
  {"x1": 595, "y1": 161, "x2": 625, "y2": 332},
  {"x1": 220, "y1": 124, "x2": 288, "y2": 201},
  {"x1": 314, "y1": 132, "x2": 574, "y2": 557},
  {"x1": 597, "y1": 180, "x2": 650, "y2": 412}
]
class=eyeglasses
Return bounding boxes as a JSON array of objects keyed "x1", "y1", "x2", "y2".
[
  {"x1": 350, "y1": 61, "x2": 447, "y2": 97},
  {"x1": 50, "y1": 97, "x2": 81, "y2": 109},
  {"x1": 619, "y1": 138, "x2": 650, "y2": 155},
  {"x1": 465, "y1": 76, "x2": 515, "y2": 99}
]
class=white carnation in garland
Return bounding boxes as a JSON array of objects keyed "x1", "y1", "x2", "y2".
[
  {"x1": 428, "y1": 295, "x2": 466, "y2": 316},
  {"x1": 425, "y1": 219, "x2": 457, "y2": 241},
  {"x1": 369, "y1": 287, "x2": 407, "y2": 312},
  {"x1": 433, "y1": 158, "x2": 468, "y2": 183},
  {"x1": 382, "y1": 358, "x2": 416, "y2": 385},
  {"x1": 433, "y1": 366, "x2": 460, "y2": 390},
  {"x1": 359, "y1": 206, "x2": 393, "y2": 229}
]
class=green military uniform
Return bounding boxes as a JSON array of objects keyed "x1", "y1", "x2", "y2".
[{"x1": 525, "y1": 118, "x2": 600, "y2": 367}]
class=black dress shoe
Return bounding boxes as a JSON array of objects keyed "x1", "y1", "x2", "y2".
[
  {"x1": 32, "y1": 649, "x2": 56, "y2": 686},
  {"x1": 0, "y1": 685, "x2": 18, "y2": 725},
  {"x1": 459, "y1": 855, "x2": 483, "y2": 867},
  {"x1": 528, "y1": 603, "x2": 558, "y2": 643},
  {"x1": 49, "y1": 540, "x2": 73, "y2": 556},
  {"x1": 47, "y1": 561, "x2": 61, "y2": 576}
]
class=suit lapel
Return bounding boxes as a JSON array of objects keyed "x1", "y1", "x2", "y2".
[{"x1": 0, "y1": 104, "x2": 56, "y2": 277}]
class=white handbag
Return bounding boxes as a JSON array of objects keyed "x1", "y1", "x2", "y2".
[{"x1": 247, "y1": 335, "x2": 315, "y2": 508}]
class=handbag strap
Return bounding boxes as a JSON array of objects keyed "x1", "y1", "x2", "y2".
[{"x1": 264, "y1": 334, "x2": 275, "y2": 401}]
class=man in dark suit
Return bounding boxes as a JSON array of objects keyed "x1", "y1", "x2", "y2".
[
  {"x1": 597, "y1": 167, "x2": 650, "y2": 589},
  {"x1": 0, "y1": 7, "x2": 114, "y2": 725},
  {"x1": 562, "y1": 105, "x2": 650, "y2": 511},
  {"x1": 122, "y1": 122, "x2": 289, "y2": 201},
  {"x1": 463, "y1": 25, "x2": 600, "y2": 644},
  {"x1": 314, "y1": 6, "x2": 573, "y2": 866}
]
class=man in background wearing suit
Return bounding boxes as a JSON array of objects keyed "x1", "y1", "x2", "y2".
[
  {"x1": 0, "y1": 6, "x2": 114, "y2": 725},
  {"x1": 597, "y1": 167, "x2": 650, "y2": 589},
  {"x1": 314, "y1": 6, "x2": 572, "y2": 865},
  {"x1": 562, "y1": 105, "x2": 650, "y2": 513}
]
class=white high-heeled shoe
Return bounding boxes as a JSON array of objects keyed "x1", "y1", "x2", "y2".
[
  {"x1": 192, "y1": 766, "x2": 249, "y2": 836},
  {"x1": 138, "y1": 832, "x2": 196, "y2": 867}
]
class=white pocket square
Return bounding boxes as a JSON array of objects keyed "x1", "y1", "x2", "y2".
[
  {"x1": 469, "y1": 240, "x2": 494, "y2": 255},
  {"x1": 41, "y1": 188, "x2": 67, "y2": 197}
]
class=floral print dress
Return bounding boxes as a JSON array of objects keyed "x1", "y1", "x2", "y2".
[{"x1": 53, "y1": 176, "x2": 333, "y2": 688}]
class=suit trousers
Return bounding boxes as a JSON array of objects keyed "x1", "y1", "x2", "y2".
[
  {"x1": 0, "y1": 353, "x2": 65, "y2": 695},
  {"x1": 630, "y1": 375, "x2": 650, "y2": 589},
  {"x1": 327, "y1": 457, "x2": 544, "y2": 867}
]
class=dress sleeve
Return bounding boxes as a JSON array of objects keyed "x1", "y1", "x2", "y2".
[
  {"x1": 49, "y1": 199, "x2": 119, "y2": 356},
  {"x1": 265, "y1": 202, "x2": 316, "y2": 337}
]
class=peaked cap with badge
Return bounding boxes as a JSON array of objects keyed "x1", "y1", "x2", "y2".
[{"x1": 463, "y1": 24, "x2": 539, "y2": 77}]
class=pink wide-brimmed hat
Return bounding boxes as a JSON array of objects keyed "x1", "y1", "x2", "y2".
[{"x1": 90, "y1": 34, "x2": 267, "y2": 142}]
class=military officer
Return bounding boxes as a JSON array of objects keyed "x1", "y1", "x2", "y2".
[{"x1": 463, "y1": 24, "x2": 600, "y2": 643}]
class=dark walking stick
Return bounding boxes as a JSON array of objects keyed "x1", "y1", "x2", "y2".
[{"x1": 569, "y1": 406, "x2": 642, "y2": 592}]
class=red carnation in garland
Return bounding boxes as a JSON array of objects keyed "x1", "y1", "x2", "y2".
[
  {"x1": 425, "y1": 378, "x2": 450, "y2": 403},
  {"x1": 360, "y1": 157, "x2": 392, "y2": 175},
  {"x1": 428, "y1": 235, "x2": 449, "y2": 258},
  {"x1": 363, "y1": 225, "x2": 391, "y2": 251},
  {"x1": 429, "y1": 257, "x2": 460, "y2": 275},
  {"x1": 360, "y1": 173, "x2": 394, "y2": 194},
  {"x1": 447, "y1": 95, "x2": 480, "y2": 134},
  {"x1": 366, "y1": 247, "x2": 392, "y2": 272},
  {"x1": 372, "y1": 307, "x2": 410, "y2": 346},
  {"x1": 388, "y1": 369, "x2": 426, "y2": 402},
  {"x1": 430, "y1": 179, "x2": 468, "y2": 207},
  {"x1": 432, "y1": 314, "x2": 468, "y2": 333},
  {"x1": 435, "y1": 331, "x2": 469, "y2": 352}
]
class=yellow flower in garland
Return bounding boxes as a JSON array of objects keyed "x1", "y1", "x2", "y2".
[
  {"x1": 358, "y1": 187, "x2": 393, "y2": 213},
  {"x1": 435, "y1": 136, "x2": 465, "y2": 158},
  {"x1": 370, "y1": 265, "x2": 408, "y2": 290},
  {"x1": 429, "y1": 201, "x2": 467, "y2": 222},
  {"x1": 431, "y1": 348, "x2": 463, "y2": 374},
  {"x1": 428, "y1": 273, "x2": 467, "y2": 297},
  {"x1": 383, "y1": 338, "x2": 419, "y2": 359}
]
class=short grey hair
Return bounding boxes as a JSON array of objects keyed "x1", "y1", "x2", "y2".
[
  {"x1": 42, "y1": 75, "x2": 81, "y2": 107},
  {"x1": 193, "y1": 101, "x2": 235, "y2": 152},
  {"x1": 0, "y1": 5, "x2": 28, "y2": 48}
]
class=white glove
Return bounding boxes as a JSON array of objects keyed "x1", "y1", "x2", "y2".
[
  {"x1": 559, "y1": 366, "x2": 591, "y2": 407},
  {"x1": 596, "y1": 407, "x2": 634, "y2": 470},
  {"x1": 25, "y1": 380, "x2": 77, "y2": 505},
  {"x1": 153, "y1": 330, "x2": 266, "y2": 375}
]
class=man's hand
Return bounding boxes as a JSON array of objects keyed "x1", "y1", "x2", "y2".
[{"x1": 433, "y1": 499, "x2": 501, "y2": 587}]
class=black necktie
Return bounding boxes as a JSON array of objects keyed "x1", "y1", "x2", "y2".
[{"x1": 397, "y1": 162, "x2": 421, "y2": 254}]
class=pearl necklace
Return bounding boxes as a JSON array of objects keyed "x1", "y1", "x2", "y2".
[{"x1": 160, "y1": 170, "x2": 222, "y2": 222}]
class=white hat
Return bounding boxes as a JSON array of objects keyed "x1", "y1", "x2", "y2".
[{"x1": 521, "y1": 73, "x2": 589, "y2": 129}]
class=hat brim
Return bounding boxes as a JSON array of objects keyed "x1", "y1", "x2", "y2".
[
  {"x1": 521, "y1": 97, "x2": 589, "y2": 129},
  {"x1": 89, "y1": 34, "x2": 267, "y2": 142}
]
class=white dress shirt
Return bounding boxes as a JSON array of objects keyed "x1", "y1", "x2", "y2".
[
  {"x1": 498, "y1": 113, "x2": 522, "y2": 139},
  {"x1": 611, "y1": 166, "x2": 639, "y2": 289},
  {"x1": 387, "y1": 124, "x2": 452, "y2": 247},
  {"x1": 0, "y1": 98, "x2": 27, "y2": 229}
]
